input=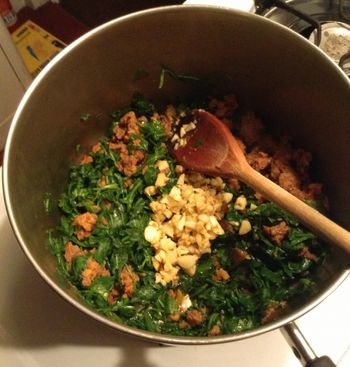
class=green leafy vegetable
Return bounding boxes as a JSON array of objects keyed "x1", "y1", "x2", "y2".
[
  {"x1": 48, "y1": 95, "x2": 329, "y2": 338},
  {"x1": 131, "y1": 92, "x2": 155, "y2": 116},
  {"x1": 141, "y1": 119, "x2": 166, "y2": 144},
  {"x1": 43, "y1": 192, "x2": 54, "y2": 214},
  {"x1": 158, "y1": 67, "x2": 201, "y2": 89},
  {"x1": 80, "y1": 113, "x2": 92, "y2": 122}
]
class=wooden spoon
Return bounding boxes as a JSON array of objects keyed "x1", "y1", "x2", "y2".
[{"x1": 171, "y1": 109, "x2": 350, "y2": 253}]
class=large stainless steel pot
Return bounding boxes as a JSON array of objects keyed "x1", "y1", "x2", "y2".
[{"x1": 3, "y1": 4, "x2": 350, "y2": 366}]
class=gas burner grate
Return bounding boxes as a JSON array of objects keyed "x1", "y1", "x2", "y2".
[{"x1": 255, "y1": 0, "x2": 350, "y2": 76}]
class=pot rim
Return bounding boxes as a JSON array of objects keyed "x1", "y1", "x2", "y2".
[{"x1": 3, "y1": 4, "x2": 350, "y2": 345}]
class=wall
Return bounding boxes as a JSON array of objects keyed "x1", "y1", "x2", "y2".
[
  {"x1": 10, "y1": 0, "x2": 52, "y2": 12},
  {"x1": 10, "y1": 0, "x2": 26, "y2": 12},
  {"x1": 0, "y1": 17, "x2": 31, "y2": 149}
]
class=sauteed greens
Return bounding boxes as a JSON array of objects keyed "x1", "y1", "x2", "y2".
[{"x1": 49, "y1": 94, "x2": 328, "y2": 336}]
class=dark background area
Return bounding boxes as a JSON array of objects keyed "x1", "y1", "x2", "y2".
[
  {"x1": 13, "y1": 0, "x2": 184, "y2": 43},
  {"x1": 60, "y1": 0, "x2": 184, "y2": 28}
]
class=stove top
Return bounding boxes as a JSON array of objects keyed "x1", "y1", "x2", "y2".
[
  {"x1": 257, "y1": 0, "x2": 350, "y2": 76},
  {"x1": 258, "y1": 0, "x2": 350, "y2": 29}
]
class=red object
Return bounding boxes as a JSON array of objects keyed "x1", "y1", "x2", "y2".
[{"x1": 0, "y1": 0, "x2": 17, "y2": 29}]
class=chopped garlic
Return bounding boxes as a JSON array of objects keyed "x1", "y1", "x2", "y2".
[
  {"x1": 180, "y1": 294, "x2": 192, "y2": 312},
  {"x1": 145, "y1": 171, "x2": 233, "y2": 285},
  {"x1": 180, "y1": 126, "x2": 186, "y2": 138},
  {"x1": 144, "y1": 224, "x2": 160, "y2": 244},
  {"x1": 223, "y1": 192, "x2": 233, "y2": 203},
  {"x1": 234, "y1": 195, "x2": 247, "y2": 211},
  {"x1": 171, "y1": 133, "x2": 180, "y2": 143},
  {"x1": 144, "y1": 185, "x2": 156, "y2": 196},
  {"x1": 175, "y1": 165, "x2": 184, "y2": 174},
  {"x1": 239, "y1": 219, "x2": 252, "y2": 235},
  {"x1": 177, "y1": 254, "x2": 198, "y2": 270},
  {"x1": 156, "y1": 160, "x2": 170, "y2": 173},
  {"x1": 155, "y1": 172, "x2": 169, "y2": 187}
]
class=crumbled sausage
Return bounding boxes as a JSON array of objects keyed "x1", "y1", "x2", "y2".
[
  {"x1": 179, "y1": 320, "x2": 190, "y2": 330},
  {"x1": 168, "y1": 312, "x2": 181, "y2": 321},
  {"x1": 186, "y1": 309, "x2": 204, "y2": 327},
  {"x1": 73, "y1": 212, "x2": 98, "y2": 232},
  {"x1": 262, "y1": 304, "x2": 277, "y2": 324},
  {"x1": 120, "y1": 266, "x2": 140, "y2": 298},
  {"x1": 254, "y1": 192, "x2": 266, "y2": 202},
  {"x1": 247, "y1": 148, "x2": 271, "y2": 172},
  {"x1": 81, "y1": 257, "x2": 110, "y2": 287},
  {"x1": 113, "y1": 111, "x2": 140, "y2": 141},
  {"x1": 219, "y1": 219, "x2": 234, "y2": 233},
  {"x1": 64, "y1": 242, "x2": 87, "y2": 264},
  {"x1": 228, "y1": 177, "x2": 241, "y2": 190},
  {"x1": 261, "y1": 301, "x2": 287, "y2": 324},
  {"x1": 98, "y1": 175, "x2": 106, "y2": 188},
  {"x1": 239, "y1": 112, "x2": 264, "y2": 146},
  {"x1": 270, "y1": 150, "x2": 291, "y2": 177},
  {"x1": 278, "y1": 171, "x2": 305, "y2": 200},
  {"x1": 305, "y1": 183, "x2": 323, "y2": 201},
  {"x1": 167, "y1": 289, "x2": 176, "y2": 298},
  {"x1": 80, "y1": 154, "x2": 93, "y2": 165},
  {"x1": 213, "y1": 267, "x2": 230, "y2": 282},
  {"x1": 209, "y1": 94, "x2": 238, "y2": 119},
  {"x1": 299, "y1": 246, "x2": 318, "y2": 261},
  {"x1": 232, "y1": 247, "x2": 251, "y2": 265},
  {"x1": 293, "y1": 148, "x2": 312, "y2": 176},
  {"x1": 269, "y1": 148, "x2": 308, "y2": 199},
  {"x1": 110, "y1": 111, "x2": 146, "y2": 176},
  {"x1": 124, "y1": 178, "x2": 134, "y2": 188},
  {"x1": 91, "y1": 143, "x2": 101, "y2": 153},
  {"x1": 263, "y1": 221, "x2": 289, "y2": 246},
  {"x1": 73, "y1": 212, "x2": 98, "y2": 240},
  {"x1": 160, "y1": 105, "x2": 177, "y2": 137},
  {"x1": 91, "y1": 205, "x2": 101, "y2": 213},
  {"x1": 111, "y1": 142, "x2": 145, "y2": 177},
  {"x1": 208, "y1": 325, "x2": 221, "y2": 336},
  {"x1": 107, "y1": 286, "x2": 120, "y2": 305},
  {"x1": 103, "y1": 200, "x2": 112, "y2": 210}
]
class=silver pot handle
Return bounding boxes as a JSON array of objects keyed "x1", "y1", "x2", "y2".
[{"x1": 281, "y1": 322, "x2": 337, "y2": 367}]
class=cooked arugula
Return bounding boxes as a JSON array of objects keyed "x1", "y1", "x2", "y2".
[
  {"x1": 80, "y1": 113, "x2": 92, "y2": 122},
  {"x1": 158, "y1": 67, "x2": 201, "y2": 89},
  {"x1": 49, "y1": 94, "x2": 329, "y2": 337}
]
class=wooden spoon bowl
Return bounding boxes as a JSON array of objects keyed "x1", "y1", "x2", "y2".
[{"x1": 171, "y1": 110, "x2": 350, "y2": 254}]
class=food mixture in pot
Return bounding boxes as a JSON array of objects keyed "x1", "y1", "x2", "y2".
[{"x1": 49, "y1": 93, "x2": 328, "y2": 336}]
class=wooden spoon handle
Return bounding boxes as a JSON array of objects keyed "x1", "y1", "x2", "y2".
[{"x1": 239, "y1": 165, "x2": 350, "y2": 253}]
